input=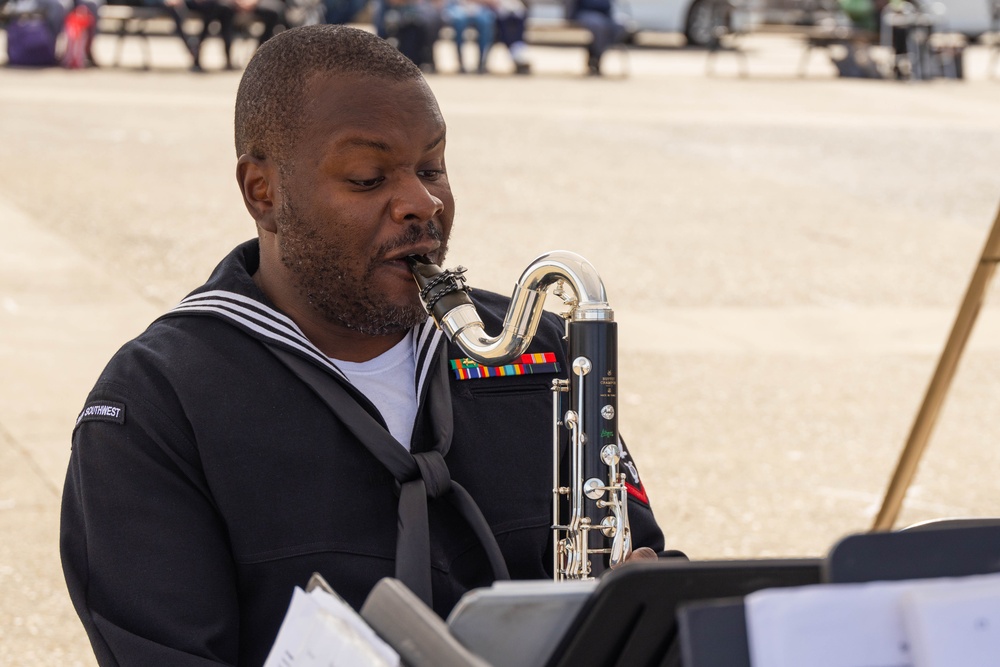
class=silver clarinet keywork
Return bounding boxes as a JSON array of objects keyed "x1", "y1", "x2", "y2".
[{"x1": 407, "y1": 251, "x2": 632, "y2": 580}]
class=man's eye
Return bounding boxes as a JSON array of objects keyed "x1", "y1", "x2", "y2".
[
  {"x1": 350, "y1": 177, "x2": 383, "y2": 188},
  {"x1": 419, "y1": 169, "x2": 444, "y2": 180}
]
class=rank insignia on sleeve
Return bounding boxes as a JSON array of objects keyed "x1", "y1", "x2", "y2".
[
  {"x1": 625, "y1": 480, "x2": 649, "y2": 505},
  {"x1": 620, "y1": 447, "x2": 650, "y2": 504},
  {"x1": 450, "y1": 352, "x2": 561, "y2": 380}
]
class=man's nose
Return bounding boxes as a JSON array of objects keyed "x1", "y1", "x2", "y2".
[{"x1": 390, "y1": 175, "x2": 444, "y2": 224}]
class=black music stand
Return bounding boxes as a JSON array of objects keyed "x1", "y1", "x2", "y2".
[
  {"x1": 544, "y1": 558, "x2": 821, "y2": 667},
  {"x1": 676, "y1": 597, "x2": 751, "y2": 667},
  {"x1": 825, "y1": 522, "x2": 1000, "y2": 584}
]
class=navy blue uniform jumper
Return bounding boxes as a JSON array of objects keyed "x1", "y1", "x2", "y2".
[{"x1": 61, "y1": 240, "x2": 666, "y2": 666}]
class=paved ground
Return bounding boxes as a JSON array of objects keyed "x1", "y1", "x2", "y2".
[{"x1": 3, "y1": 29, "x2": 1000, "y2": 665}]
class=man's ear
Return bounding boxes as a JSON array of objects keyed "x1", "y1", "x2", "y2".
[{"x1": 237, "y1": 155, "x2": 278, "y2": 233}]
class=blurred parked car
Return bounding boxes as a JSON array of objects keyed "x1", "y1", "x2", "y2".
[
  {"x1": 526, "y1": 0, "x2": 994, "y2": 46},
  {"x1": 526, "y1": 0, "x2": 838, "y2": 45},
  {"x1": 928, "y1": 0, "x2": 993, "y2": 39}
]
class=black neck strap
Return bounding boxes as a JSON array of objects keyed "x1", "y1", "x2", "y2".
[{"x1": 269, "y1": 344, "x2": 510, "y2": 608}]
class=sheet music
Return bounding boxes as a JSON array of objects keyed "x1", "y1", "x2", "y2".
[
  {"x1": 746, "y1": 580, "x2": 917, "y2": 667},
  {"x1": 902, "y1": 572, "x2": 1000, "y2": 667},
  {"x1": 746, "y1": 573, "x2": 1000, "y2": 667},
  {"x1": 263, "y1": 586, "x2": 400, "y2": 667}
]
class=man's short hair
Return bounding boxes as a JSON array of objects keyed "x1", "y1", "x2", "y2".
[{"x1": 234, "y1": 25, "x2": 424, "y2": 165}]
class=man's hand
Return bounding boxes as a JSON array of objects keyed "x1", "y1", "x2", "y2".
[
  {"x1": 626, "y1": 546, "x2": 659, "y2": 562},
  {"x1": 611, "y1": 546, "x2": 658, "y2": 569}
]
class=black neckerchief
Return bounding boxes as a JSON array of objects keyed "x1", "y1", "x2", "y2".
[{"x1": 269, "y1": 343, "x2": 510, "y2": 607}]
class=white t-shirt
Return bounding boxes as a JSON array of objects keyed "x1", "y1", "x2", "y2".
[{"x1": 334, "y1": 330, "x2": 418, "y2": 451}]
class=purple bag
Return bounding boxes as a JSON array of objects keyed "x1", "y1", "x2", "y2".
[{"x1": 6, "y1": 16, "x2": 58, "y2": 66}]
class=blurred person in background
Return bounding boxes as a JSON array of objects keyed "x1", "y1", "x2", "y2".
[
  {"x1": 323, "y1": 0, "x2": 364, "y2": 21},
  {"x1": 376, "y1": 0, "x2": 441, "y2": 71},
  {"x1": 185, "y1": 0, "x2": 237, "y2": 70},
  {"x1": 61, "y1": 0, "x2": 98, "y2": 67},
  {"x1": 566, "y1": 0, "x2": 624, "y2": 75},
  {"x1": 32, "y1": 0, "x2": 70, "y2": 39},
  {"x1": 442, "y1": 0, "x2": 494, "y2": 73},
  {"x1": 494, "y1": 0, "x2": 530, "y2": 74},
  {"x1": 234, "y1": 0, "x2": 287, "y2": 46},
  {"x1": 832, "y1": 0, "x2": 883, "y2": 77},
  {"x1": 138, "y1": 0, "x2": 201, "y2": 63}
]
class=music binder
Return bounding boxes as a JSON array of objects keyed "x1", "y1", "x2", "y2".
[
  {"x1": 676, "y1": 524, "x2": 1000, "y2": 667},
  {"x1": 359, "y1": 578, "x2": 491, "y2": 667},
  {"x1": 676, "y1": 598, "x2": 751, "y2": 667},
  {"x1": 355, "y1": 560, "x2": 818, "y2": 667},
  {"x1": 445, "y1": 579, "x2": 598, "y2": 667},
  {"x1": 360, "y1": 577, "x2": 597, "y2": 667},
  {"x1": 825, "y1": 523, "x2": 1000, "y2": 584},
  {"x1": 544, "y1": 558, "x2": 822, "y2": 667}
]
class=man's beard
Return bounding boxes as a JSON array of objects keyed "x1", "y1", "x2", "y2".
[{"x1": 275, "y1": 195, "x2": 445, "y2": 336}]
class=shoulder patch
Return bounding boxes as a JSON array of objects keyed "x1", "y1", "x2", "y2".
[{"x1": 76, "y1": 401, "x2": 126, "y2": 426}]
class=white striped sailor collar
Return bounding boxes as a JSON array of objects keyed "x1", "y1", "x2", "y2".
[{"x1": 166, "y1": 289, "x2": 444, "y2": 403}]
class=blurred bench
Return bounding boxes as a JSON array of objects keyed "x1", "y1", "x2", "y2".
[
  {"x1": 707, "y1": 0, "x2": 967, "y2": 80},
  {"x1": 524, "y1": 0, "x2": 632, "y2": 77},
  {"x1": 97, "y1": 4, "x2": 195, "y2": 68},
  {"x1": 793, "y1": 24, "x2": 878, "y2": 77},
  {"x1": 705, "y1": 14, "x2": 881, "y2": 78},
  {"x1": 97, "y1": 2, "x2": 286, "y2": 69}
]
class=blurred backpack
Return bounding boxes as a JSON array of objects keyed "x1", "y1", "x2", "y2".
[{"x1": 6, "y1": 12, "x2": 58, "y2": 66}]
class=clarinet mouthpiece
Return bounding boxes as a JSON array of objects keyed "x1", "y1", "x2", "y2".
[{"x1": 405, "y1": 255, "x2": 474, "y2": 323}]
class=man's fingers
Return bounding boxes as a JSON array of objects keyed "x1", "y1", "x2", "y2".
[
  {"x1": 610, "y1": 546, "x2": 659, "y2": 569},
  {"x1": 629, "y1": 547, "x2": 658, "y2": 562}
]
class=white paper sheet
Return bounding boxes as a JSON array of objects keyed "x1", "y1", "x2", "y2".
[
  {"x1": 746, "y1": 572, "x2": 1000, "y2": 667},
  {"x1": 902, "y1": 572, "x2": 1000, "y2": 667},
  {"x1": 746, "y1": 580, "x2": 916, "y2": 667},
  {"x1": 263, "y1": 586, "x2": 400, "y2": 667}
]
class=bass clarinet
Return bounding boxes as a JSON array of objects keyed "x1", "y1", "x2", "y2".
[{"x1": 407, "y1": 251, "x2": 632, "y2": 580}]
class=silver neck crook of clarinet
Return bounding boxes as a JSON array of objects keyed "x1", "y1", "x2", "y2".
[{"x1": 407, "y1": 251, "x2": 633, "y2": 580}]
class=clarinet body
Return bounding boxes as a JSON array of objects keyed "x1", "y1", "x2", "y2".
[{"x1": 407, "y1": 251, "x2": 632, "y2": 580}]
